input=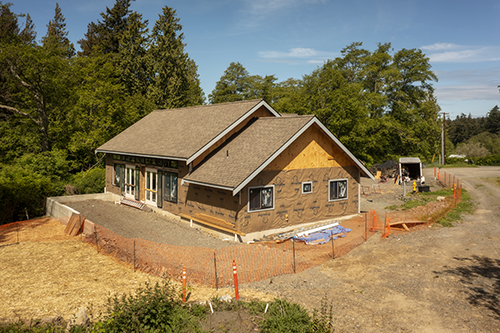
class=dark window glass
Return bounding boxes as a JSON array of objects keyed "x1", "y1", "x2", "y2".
[
  {"x1": 249, "y1": 187, "x2": 274, "y2": 211},
  {"x1": 329, "y1": 179, "x2": 348, "y2": 201}
]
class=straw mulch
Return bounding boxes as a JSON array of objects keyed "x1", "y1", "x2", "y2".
[{"x1": 0, "y1": 218, "x2": 276, "y2": 323}]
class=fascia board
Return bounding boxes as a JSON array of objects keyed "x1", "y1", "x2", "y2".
[
  {"x1": 95, "y1": 149, "x2": 187, "y2": 161},
  {"x1": 232, "y1": 117, "x2": 316, "y2": 196},
  {"x1": 186, "y1": 100, "x2": 281, "y2": 165},
  {"x1": 181, "y1": 179, "x2": 234, "y2": 192},
  {"x1": 312, "y1": 119, "x2": 375, "y2": 181}
]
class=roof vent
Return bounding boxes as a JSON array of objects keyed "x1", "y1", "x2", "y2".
[{"x1": 226, "y1": 150, "x2": 229, "y2": 158}]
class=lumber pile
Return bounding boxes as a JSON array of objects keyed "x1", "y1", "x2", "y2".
[{"x1": 64, "y1": 213, "x2": 84, "y2": 236}]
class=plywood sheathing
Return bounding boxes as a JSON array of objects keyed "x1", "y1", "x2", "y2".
[{"x1": 264, "y1": 124, "x2": 354, "y2": 171}]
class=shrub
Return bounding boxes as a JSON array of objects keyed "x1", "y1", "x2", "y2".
[
  {"x1": 475, "y1": 154, "x2": 500, "y2": 166},
  {"x1": 260, "y1": 299, "x2": 332, "y2": 333},
  {"x1": 92, "y1": 280, "x2": 204, "y2": 333},
  {"x1": 70, "y1": 168, "x2": 105, "y2": 194}
]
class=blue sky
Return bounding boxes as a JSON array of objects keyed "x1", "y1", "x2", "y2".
[{"x1": 11, "y1": 0, "x2": 500, "y2": 118}]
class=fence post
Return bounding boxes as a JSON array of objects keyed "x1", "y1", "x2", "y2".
[
  {"x1": 182, "y1": 267, "x2": 187, "y2": 303},
  {"x1": 232, "y1": 259, "x2": 239, "y2": 300},
  {"x1": 364, "y1": 212, "x2": 368, "y2": 241},
  {"x1": 293, "y1": 241, "x2": 296, "y2": 274},
  {"x1": 214, "y1": 251, "x2": 218, "y2": 290}
]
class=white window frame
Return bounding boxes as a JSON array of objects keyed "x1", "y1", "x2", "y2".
[
  {"x1": 302, "y1": 181, "x2": 313, "y2": 194},
  {"x1": 328, "y1": 178, "x2": 348, "y2": 202},
  {"x1": 145, "y1": 167, "x2": 158, "y2": 206},
  {"x1": 124, "y1": 164, "x2": 136, "y2": 199},
  {"x1": 247, "y1": 185, "x2": 275, "y2": 213}
]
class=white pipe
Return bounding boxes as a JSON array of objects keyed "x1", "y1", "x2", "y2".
[
  {"x1": 209, "y1": 302, "x2": 214, "y2": 313},
  {"x1": 296, "y1": 222, "x2": 339, "y2": 237},
  {"x1": 190, "y1": 219, "x2": 193, "y2": 227},
  {"x1": 265, "y1": 303, "x2": 269, "y2": 313}
]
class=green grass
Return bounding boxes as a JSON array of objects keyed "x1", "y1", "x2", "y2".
[
  {"x1": 385, "y1": 188, "x2": 453, "y2": 211},
  {"x1": 435, "y1": 189, "x2": 474, "y2": 227},
  {"x1": 384, "y1": 187, "x2": 474, "y2": 227}
]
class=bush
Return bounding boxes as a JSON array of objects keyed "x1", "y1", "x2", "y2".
[
  {"x1": 92, "y1": 280, "x2": 204, "y2": 333},
  {"x1": 70, "y1": 168, "x2": 105, "y2": 194},
  {"x1": 475, "y1": 154, "x2": 500, "y2": 166},
  {"x1": 260, "y1": 299, "x2": 332, "y2": 333},
  {"x1": 0, "y1": 164, "x2": 58, "y2": 225}
]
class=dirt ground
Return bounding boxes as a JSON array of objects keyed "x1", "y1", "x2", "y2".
[
  {"x1": 246, "y1": 166, "x2": 500, "y2": 332},
  {"x1": 1, "y1": 166, "x2": 500, "y2": 332}
]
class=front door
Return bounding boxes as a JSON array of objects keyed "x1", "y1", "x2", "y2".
[
  {"x1": 124, "y1": 165, "x2": 136, "y2": 200},
  {"x1": 145, "y1": 168, "x2": 158, "y2": 206}
]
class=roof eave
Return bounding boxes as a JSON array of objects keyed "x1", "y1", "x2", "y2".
[
  {"x1": 95, "y1": 149, "x2": 188, "y2": 161},
  {"x1": 181, "y1": 179, "x2": 234, "y2": 192}
]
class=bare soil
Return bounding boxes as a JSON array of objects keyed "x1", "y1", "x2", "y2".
[{"x1": 1, "y1": 166, "x2": 500, "y2": 332}]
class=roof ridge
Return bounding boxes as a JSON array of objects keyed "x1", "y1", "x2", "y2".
[{"x1": 153, "y1": 99, "x2": 264, "y2": 113}]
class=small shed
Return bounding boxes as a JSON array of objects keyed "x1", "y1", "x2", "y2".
[{"x1": 399, "y1": 157, "x2": 422, "y2": 180}]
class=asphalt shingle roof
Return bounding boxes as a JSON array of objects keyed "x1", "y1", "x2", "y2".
[
  {"x1": 97, "y1": 99, "x2": 268, "y2": 159},
  {"x1": 184, "y1": 115, "x2": 315, "y2": 189}
]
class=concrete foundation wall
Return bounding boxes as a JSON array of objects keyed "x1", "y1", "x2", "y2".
[{"x1": 46, "y1": 193, "x2": 121, "y2": 219}]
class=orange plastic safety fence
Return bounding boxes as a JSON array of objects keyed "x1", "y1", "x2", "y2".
[{"x1": 79, "y1": 213, "x2": 376, "y2": 288}]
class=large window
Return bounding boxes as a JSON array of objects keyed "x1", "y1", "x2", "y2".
[
  {"x1": 248, "y1": 186, "x2": 274, "y2": 212},
  {"x1": 329, "y1": 179, "x2": 348, "y2": 201},
  {"x1": 164, "y1": 172, "x2": 178, "y2": 203}
]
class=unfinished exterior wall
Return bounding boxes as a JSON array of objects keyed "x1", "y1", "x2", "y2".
[{"x1": 234, "y1": 124, "x2": 360, "y2": 233}]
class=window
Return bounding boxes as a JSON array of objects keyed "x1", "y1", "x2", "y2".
[
  {"x1": 302, "y1": 181, "x2": 313, "y2": 194},
  {"x1": 248, "y1": 186, "x2": 274, "y2": 212},
  {"x1": 114, "y1": 163, "x2": 123, "y2": 186},
  {"x1": 329, "y1": 179, "x2": 348, "y2": 201},
  {"x1": 164, "y1": 172, "x2": 178, "y2": 203}
]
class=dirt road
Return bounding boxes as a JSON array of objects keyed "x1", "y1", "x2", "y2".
[{"x1": 246, "y1": 166, "x2": 500, "y2": 332}]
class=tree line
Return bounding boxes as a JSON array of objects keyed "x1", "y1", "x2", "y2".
[
  {"x1": 0, "y1": 0, "x2": 447, "y2": 224},
  {"x1": 447, "y1": 106, "x2": 500, "y2": 159}
]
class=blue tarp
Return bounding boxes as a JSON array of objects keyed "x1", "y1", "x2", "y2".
[{"x1": 293, "y1": 225, "x2": 351, "y2": 245}]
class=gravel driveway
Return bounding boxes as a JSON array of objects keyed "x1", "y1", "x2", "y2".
[{"x1": 65, "y1": 200, "x2": 237, "y2": 249}]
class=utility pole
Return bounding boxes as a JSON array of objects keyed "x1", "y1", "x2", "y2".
[{"x1": 440, "y1": 112, "x2": 448, "y2": 165}]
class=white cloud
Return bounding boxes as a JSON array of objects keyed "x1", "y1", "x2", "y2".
[
  {"x1": 435, "y1": 84, "x2": 500, "y2": 101},
  {"x1": 422, "y1": 43, "x2": 500, "y2": 63},
  {"x1": 259, "y1": 47, "x2": 319, "y2": 58},
  {"x1": 244, "y1": 0, "x2": 327, "y2": 13},
  {"x1": 421, "y1": 43, "x2": 461, "y2": 51},
  {"x1": 258, "y1": 47, "x2": 336, "y2": 65}
]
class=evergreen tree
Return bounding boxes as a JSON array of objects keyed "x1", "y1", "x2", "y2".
[
  {"x1": 118, "y1": 11, "x2": 150, "y2": 96},
  {"x1": 147, "y1": 6, "x2": 204, "y2": 108},
  {"x1": 42, "y1": 3, "x2": 75, "y2": 58},
  {"x1": 209, "y1": 62, "x2": 252, "y2": 103}
]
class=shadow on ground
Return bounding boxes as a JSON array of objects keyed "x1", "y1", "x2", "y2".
[{"x1": 439, "y1": 255, "x2": 500, "y2": 319}]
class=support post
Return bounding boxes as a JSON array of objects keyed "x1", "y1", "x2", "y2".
[{"x1": 214, "y1": 252, "x2": 218, "y2": 290}]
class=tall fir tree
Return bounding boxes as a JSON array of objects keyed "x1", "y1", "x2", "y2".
[
  {"x1": 147, "y1": 6, "x2": 204, "y2": 108},
  {"x1": 42, "y1": 3, "x2": 75, "y2": 58}
]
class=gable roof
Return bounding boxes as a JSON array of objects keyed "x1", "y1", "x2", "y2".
[
  {"x1": 183, "y1": 115, "x2": 374, "y2": 195},
  {"x1": 96, "y1": 99, "x2": 279, "y2": 160}
]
